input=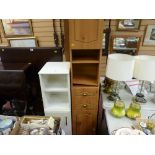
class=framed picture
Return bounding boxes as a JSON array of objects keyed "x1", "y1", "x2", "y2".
[
  {"x1": 117, "y1": 19, "x2": 141, "y2": 31},
  {"x1": 143, "y1": 25, "x2": 155, "y2": 46},
  {"x1": 8, "y1": 37, "x2": 38, "y2": 47},
  {"x1": 1, "y1": 19, "x2": 33, "y2": 37},
  {"x1": 110, "y1": 34, "x2": 142, "y2": 55}
]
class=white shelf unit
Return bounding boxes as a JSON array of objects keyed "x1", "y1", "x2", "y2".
[
  {"x1": 41, "y1": 74, "x2": 68, "y2": 91},
  {"x1": 38, "y1": 62, "x2": 72, "y2": 134}
]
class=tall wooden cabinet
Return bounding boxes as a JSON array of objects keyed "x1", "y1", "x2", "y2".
[{"x1": 64, "y1": 19, "x2": 104, "y2": 135}]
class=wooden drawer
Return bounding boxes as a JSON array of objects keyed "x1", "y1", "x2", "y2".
[
  {"x1": 72, "y1": 86, "x2": 99, "y2": 96},
  {"x1": 72, "y1": 96, "x2": 98, "y2": 110},
  {"x1": 72, "y1": 86, "x2": 99, "y2": 110}
]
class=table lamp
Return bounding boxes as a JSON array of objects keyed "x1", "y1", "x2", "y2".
[
  {"x1": 133, "y1": 55, "x2": 155, "y2": 103},
  {"x1": 105, "y1": 53, "x2": 135, "y2": 101}
]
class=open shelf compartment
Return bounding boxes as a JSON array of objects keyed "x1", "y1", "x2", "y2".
[
  {"x1": 72, "y1": 63, "x2": 99, "y2": 86},
  {"x1": 43, "y1": 92, "x2": 69, "y2": 111},
  {"x1": 40, "y1": 74, "x2": 68, "y2": 91},
  {"x1": 44, "y1": 104, "x2": 70, "y2": 112},
  {"x1": 71, "y1": 49, "x2": 100, "y2": 63}
]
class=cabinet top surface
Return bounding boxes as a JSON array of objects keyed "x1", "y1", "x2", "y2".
[{"x1": 38, "y1": 62, "x2": 70, "y2": 74}]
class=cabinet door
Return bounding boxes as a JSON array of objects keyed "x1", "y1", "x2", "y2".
[
  {"x1": 72, "y1": 87, "x2": 99, "y2": 135},
  {"x1": 69, "y1": 19, "x2": 104, "y2": 49},
  {"x1": 73, "y1": 110, "x2": 97, "y2": 135}
]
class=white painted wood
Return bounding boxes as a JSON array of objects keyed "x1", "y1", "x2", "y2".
[
  {"x1": 40, "y1": 74, "x2": 68, "y2": 90},
  {"x1": 38, "y1": 62, "x2": 70, "y2": 74},
  {"x1": 44, "y1": 104, "x2": 70, "y2": 112},
  {"x1": 39, "y1": 62, "x2": 72, "y2": 134},
  {"x1": 45, "y1": 111, "x2": 72, "y2": 135},
  {"x1": 44, "y1": 88, "x2": 68, "y2": 92}
]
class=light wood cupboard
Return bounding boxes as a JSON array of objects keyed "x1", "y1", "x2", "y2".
[
  {"x1": 64, "y1": 19, "x2": 104, "y2": 135},
  {"x1": 72, "y1": 86, "x2": 99, "y2": 135},
  {"x1": 69, "y1": 20, "x2": 104, "y2": 49},
  {"x1": 72, "y1": 110, "x2": 97, "y2": 135}
]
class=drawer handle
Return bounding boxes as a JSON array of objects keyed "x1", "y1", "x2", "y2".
[
  {"x1": 83, "y1": 104, "x2": 87, "y2": 108},
  {"x1": 82, "y1": 36, "x2": 85, "y2": 40},
  {"x1": 66, "y1": 117, "x2": 67, "y2": 126},
  {"x1": 83, "y1": 93, "x2": 87, "y2": 96}
]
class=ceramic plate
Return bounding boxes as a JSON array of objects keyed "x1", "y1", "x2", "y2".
[
  {"x1": 0, "y1": 119, "x2": 13, "y2": 131},
  {"x1": 113, "y1": 127, "x2": 145, "y2": 135}
]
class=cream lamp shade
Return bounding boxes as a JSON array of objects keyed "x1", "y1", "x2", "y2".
[
  {"x1": 134, "y1": 55, "x2": 155, "y2": 83},
  {"x1": 106, "y1": 53, "x2": 135, "y2": 81}
]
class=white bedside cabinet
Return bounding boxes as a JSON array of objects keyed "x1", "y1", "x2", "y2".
[{"x1": 38, "y1": 62, "x2": 72, "y2": 134}]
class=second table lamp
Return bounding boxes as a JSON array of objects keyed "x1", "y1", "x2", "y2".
[{"x1": 134, "y1": 55, "x2": 155, "y2": 103}]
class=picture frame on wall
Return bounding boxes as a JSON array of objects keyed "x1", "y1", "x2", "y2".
[
  {"x1": 143, "y1": 25, "x2": 155, "y2": 46},
  {"x1": 8, "y1": 37, "x2": 38, "y2": 47},
  {"x1": 1, "y1": 19, "x2": 33, "y2": 37},
  {"x1": 110, "y1": 34, "x2": 142, "y2": 55},
  {"x1": 117, "y1": 19, "x2": 141, "y2": 31}
]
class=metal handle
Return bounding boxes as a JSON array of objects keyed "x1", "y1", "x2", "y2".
[
  {"x1": 83, "y1": 104, "x2": 87, "y2": 108},
  {"x1": 82, "y1": 36, "x2": 85, "y2": 40},
  {"x1": 66, "y1": 117, "x2": 67, "y2": 126},
  {"x1": 83, "y1": 93, "x2": 87, "y2": 96}
]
